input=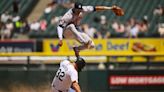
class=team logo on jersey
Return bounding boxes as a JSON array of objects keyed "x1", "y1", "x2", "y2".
[{"x1": 50, "y1": 43, "x2": 60, "y2": 52}]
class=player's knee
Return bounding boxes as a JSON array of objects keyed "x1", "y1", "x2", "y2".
[
  {"x1": 67, "y1": 24, "x2": 75, "y2": 30},
  {"x1": 86, "y1": 41, "x2": 95, "y2": 49},
  {"x1": 89, "y1": 43, "x2": 95, "y2": 49}
]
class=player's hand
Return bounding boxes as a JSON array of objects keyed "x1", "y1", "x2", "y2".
[
  {"x1": 58, "y1": 40, "x2": 63, "y2": 47},
  {"x1": 112, "y1": 5, "x2": 124, "y2": 16}
]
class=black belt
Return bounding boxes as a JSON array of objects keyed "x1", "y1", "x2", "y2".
[
  {"x1": 58, "y1": 90, "x2": 62, "y2": 92},
  {"x1": 52, "y1": 84, "x2": 67, "y2": 92}
]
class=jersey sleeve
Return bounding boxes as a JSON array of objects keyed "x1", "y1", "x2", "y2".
[
  {"x1": 82, "y1": 6, "x2": 96, "y2": 12},
  {"x1": 58, "y1": 9, "x2": 72, "y2": 28},
  {"x1": 70, "y1": 69, "x2": 78, "y2": 83}
]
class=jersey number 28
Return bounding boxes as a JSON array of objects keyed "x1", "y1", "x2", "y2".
[{"x1": 56, "y1": 68, "x2": 65, "y2": 81}]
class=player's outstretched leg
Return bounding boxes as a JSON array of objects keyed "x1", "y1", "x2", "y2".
[
  {"x1": 73, "y1": 40, "x2": 94, "y2": 58},
  {"x1": 73, "y1": 47, "x2": 80, "y2": 58}
]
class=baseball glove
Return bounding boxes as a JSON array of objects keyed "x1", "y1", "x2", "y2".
[{"x1": 112, "y1": 5, "x2": 124, "y2": 16}]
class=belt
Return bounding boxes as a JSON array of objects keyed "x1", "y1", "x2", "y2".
[
  {"x1": 52, "y1": 84, "x2": 67, "y2": 92},
  {"x1": 58, "y1": 90, "x2": 62, "y2": 92}
]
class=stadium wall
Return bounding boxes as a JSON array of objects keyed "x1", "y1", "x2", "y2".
[{"x1": 0, "y1": 70, "x2": 164, "y2": 92}]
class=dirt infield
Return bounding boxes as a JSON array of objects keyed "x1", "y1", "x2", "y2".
[{"x1": 0, "y1": 83, "x2": 51, "y2": 92}]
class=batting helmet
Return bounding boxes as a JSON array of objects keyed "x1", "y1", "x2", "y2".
[
  {"x1": 75, "y1": 57, "x2": 86, "y2": 72},
  {"x1": 74, "y1": 2, "x2": 83, "y2": 9}
]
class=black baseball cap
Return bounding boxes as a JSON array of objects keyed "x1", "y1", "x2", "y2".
[{"x1": 74, "y1": 2, "x2": 83, "y2": 9}]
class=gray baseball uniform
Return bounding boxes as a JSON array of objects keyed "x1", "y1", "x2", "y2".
[{"x1": 57, "y1": 6, "x2": 95, "y2": 47}]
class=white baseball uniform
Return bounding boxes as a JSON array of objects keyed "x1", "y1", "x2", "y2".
[
  {"x1": 51, "y1": 60, "x2": 78, "y2": 92},
  {"x1": 57, "y1": 6, "x2": 95, "y2": 47}
]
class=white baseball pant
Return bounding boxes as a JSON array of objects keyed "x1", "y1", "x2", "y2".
[{"x1": 63, "y1": 24, "x2": 95, "y2": 50}]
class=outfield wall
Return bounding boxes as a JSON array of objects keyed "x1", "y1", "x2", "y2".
[{"x1": 0, "y1": 70, "x2": 164, "y2": 92}]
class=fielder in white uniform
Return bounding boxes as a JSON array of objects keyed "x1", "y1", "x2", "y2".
[
  {"x1": 51, "y1": 57, "x2": 86, "y2": 92},
  {"x1": 57, "y1": 2, "x2": 124, "y2": 57}
]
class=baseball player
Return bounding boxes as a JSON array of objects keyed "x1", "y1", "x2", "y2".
[
  {"x1": 57, "y1": 2, "x2": 124, "y2": 57},
  {"x1": 51, "y1": 57, "x2": 86, "y2": 92}
]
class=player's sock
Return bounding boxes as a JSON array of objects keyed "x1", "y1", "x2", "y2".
[
  {"x1": 73, "y1": 47, "x2": 80, "y2": 58},
  {"x1": 86, "y1": 40, "x2": 92, "y2": 49}
]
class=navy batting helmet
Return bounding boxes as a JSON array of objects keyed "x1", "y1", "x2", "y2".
[
  {"x1": 75, "y1": 57, "x2": 86, "y2": 72},
  {"x1": 74, "y1": 2, "x2": 83, "y2": 9}
]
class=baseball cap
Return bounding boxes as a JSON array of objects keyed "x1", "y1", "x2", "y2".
[{"x1": 74, "y1": 2, "x2": 83, "y2": 9}]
